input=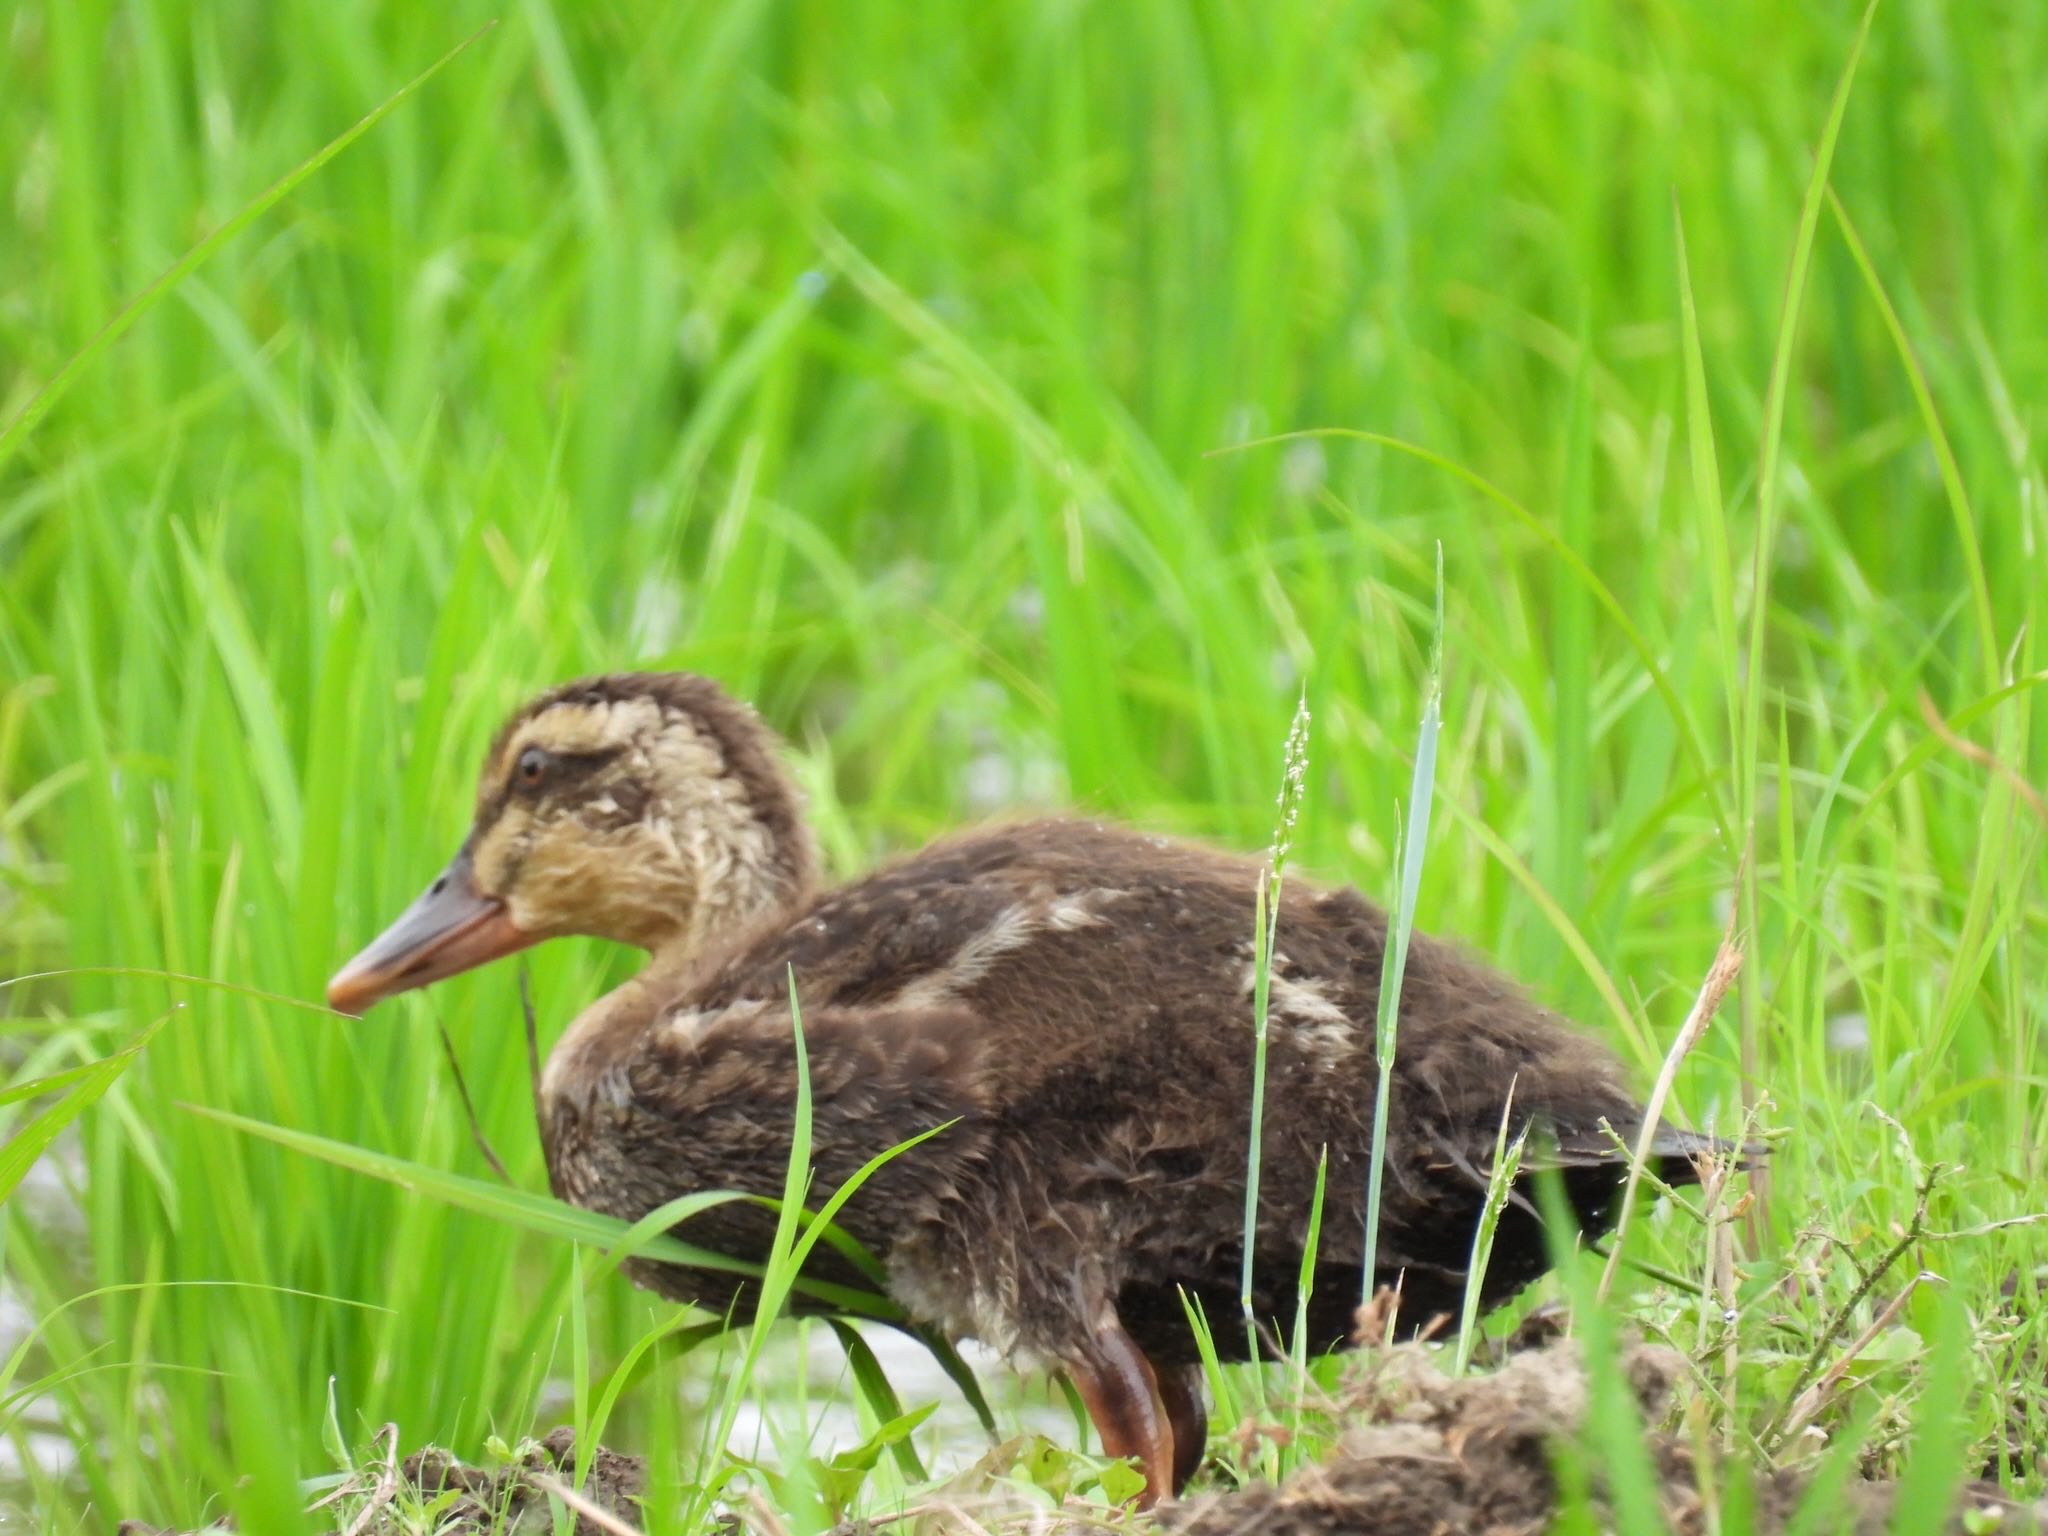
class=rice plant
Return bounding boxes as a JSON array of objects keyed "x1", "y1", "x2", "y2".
[{"x1": 3, "y1": 0, "x2": 2044, "y2": 1528}]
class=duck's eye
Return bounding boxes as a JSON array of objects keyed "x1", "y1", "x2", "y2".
[{"x1": 515, "y1": 746, "x2": 551, "y2": 789}]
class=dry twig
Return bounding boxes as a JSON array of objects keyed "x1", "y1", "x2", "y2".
[
  {"x1": 337, "y1": 1424, "x2": 402, "y2": 1536},
  {"x1": 1777, "y1": 1271, "x2": 1936, "y2": 1444},
  {"x1": 1764, "y1": 1159, "x2": 1946, "y2": 1448},
  {"x1": 1597, "y1": 930, "x2": 1745, "y2": 1303},
  {"x1": 1918, "y1": 688, "x2": 2048, "y2": 824},
  {"x1": 434, "y1": 1006, "x2": 510, "y2": 1183},
  {"x1": 528, "y1": 1472, "x2": 648, "y2": 1535}
]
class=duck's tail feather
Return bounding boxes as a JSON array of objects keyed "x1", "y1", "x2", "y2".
[{"x1": 1534, "y1": 1122, "x2": 1761, "y2": 1189}]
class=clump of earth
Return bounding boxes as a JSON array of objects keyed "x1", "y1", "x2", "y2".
[
  {"x1": 121, "y1": 1337, "x2": 2043, "y2": 1536},
  {"x1": 1165, "y1": 1338, "x2": 2037, "y2": 1536},
  {"x1": 116, "y1": 1426, "x2": 645, "y2": 1536}
]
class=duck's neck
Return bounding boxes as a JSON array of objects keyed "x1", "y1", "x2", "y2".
[
  {"x1": 650, "y1": 754, "x2": 817, "y2": 955},
  {"x1": 537, "y1": 864, "x2": 810, "y2": 1147},
  {"x1": 679, "y1": 852, "x2": 809, "y2": 955}
]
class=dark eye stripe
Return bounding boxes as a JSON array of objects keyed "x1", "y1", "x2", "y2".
[
  {"x1": 510, "y1": 746, "x2": 623, "y2": 798},
  {"x1": 479, "y1": 744, "x2": 628, "y2": 828}
]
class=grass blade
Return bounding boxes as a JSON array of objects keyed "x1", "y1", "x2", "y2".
[
  {"x1": 1362, "y1": 546, "x2": 1444, "y2": 1298},
  {"x1": 1241, "y1": 692, "x2": 1311, "y2": 1347},
  {"x1": 1217, "y1": 429, "x2": 1735, "y2": 855},
  {"x1": 0, "y1": 1017, "x2": 165, "y2": 1204},
  {"x1": 0, "y1": 23, "x2": 496, "y2": 473},
  {"x1": 1595, "y1": 937, "x2": 1743, "y2": 1302},
  {"x1": 1452, "y1": 1086, "x2": 1525, "y2": 1376},
  {"x1": 1825, "y1": 191, "x2": 1998, "y2": 692},
  {"x1": 1735, "y1": 0, "x2": 1879, "y2": 1111},
  {"x1": 1673, "y1": 197, "x2": 1739, "y2": 751},
  {"x1": 182, "y1": 1102, "x2": 902, "y2": 1319},
  {"x1": 1534, "y1": 1170, "x2": 1669, "y2": 1535},
  {"x1": 828, "y1": 1319, "x2": 929, "y2": 1483},
  {"x1": 1886, "y1": 1287, "x2": 1975, "y2": 1535}
]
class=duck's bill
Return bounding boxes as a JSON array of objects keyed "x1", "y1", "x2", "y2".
[{"x1": 326, "y1": 850, "x2": 539, "y2": 1015}]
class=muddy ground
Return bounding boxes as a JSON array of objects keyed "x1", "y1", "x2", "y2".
[
  {"x1": 120, "y1": 1336, "x2": 2045, "y2": 1536},
  {"x1": 115, "y1": 1426, "x2": 646, "y2": 1536},
  {"x1": 1162, "y1": 1339, "x2": 2036, "y2": 1536}
]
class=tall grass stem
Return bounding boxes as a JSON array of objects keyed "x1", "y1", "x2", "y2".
[{"x1": 1360, "y1": 547, "x2": 1444, "y2": 1299}]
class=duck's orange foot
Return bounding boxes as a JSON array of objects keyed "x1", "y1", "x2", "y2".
[{"x1": 1066, "y1": 1320, "x2": 1184, "y2": 1509}]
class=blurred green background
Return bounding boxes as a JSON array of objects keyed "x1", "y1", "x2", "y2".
[{"x1": 2, "y1": 0, "x2": 2045, "y2": 1527}]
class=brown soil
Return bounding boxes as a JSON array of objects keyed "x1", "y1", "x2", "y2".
[
  {"x1": 398, "y1": 1425, "x2": 647, "y2": 1533},
  {"x1": 1165, "y1": 1338, "x2": 2040, "y2": 1536},
  {"x1": 116, "y1": 1425, "x2": 646, "y2": 1536},
  {"x1": 120, "y1": 1341, "x2": 2045, "y2": 1536}
]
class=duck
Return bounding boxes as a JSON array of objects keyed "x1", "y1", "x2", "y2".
[{"x1": 326, "y1": 670, "x2": 1733, "y2": 1507}]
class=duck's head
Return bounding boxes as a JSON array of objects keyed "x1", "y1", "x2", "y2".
[{"x1": 326, "y1": 672, "x2": 814, "y2": 1015}]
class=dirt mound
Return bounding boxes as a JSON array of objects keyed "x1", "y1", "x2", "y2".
[
  {"x1": 400, "y1": 1425, "x2": 646, "y2": 1533},
  {"x1": 121, "y1": 1340, "x2": 2044, "y2": 1535},
  {"x1": 1165, "y1": 1338, "x2": 2036, "y2": 1536},
  {"x1": 117, "y1": 1426, "x2": 645, "y2": 1536}
]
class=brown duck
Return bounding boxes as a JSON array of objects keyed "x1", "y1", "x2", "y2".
[{"x1": 328, "y1": 672, "x2": 1729, "y2": 1505}]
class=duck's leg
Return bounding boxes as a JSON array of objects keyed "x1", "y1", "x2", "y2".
[
  {"x1": 1066, "y1": 1322, "x2": 1174, "y2": 1508},
  {"x1": 1156, "y1": 1362, "x2": 1207, "y2": 1493}
]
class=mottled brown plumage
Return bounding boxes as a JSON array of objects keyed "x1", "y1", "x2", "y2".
[{"x1": 328, "y1": 671, "x2": 1733, "y2": 1507}]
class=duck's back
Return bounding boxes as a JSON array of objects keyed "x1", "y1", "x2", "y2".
[
  {"x1": 695, "y1": 817, "x2": 1632, "y2": 1125},
  {"x1": 678, "y1": 819, "x2": 1668, "y2": 1351}
]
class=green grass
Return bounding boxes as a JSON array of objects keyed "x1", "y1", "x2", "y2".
[{"x1": 3, "y1": 0, "x2": 2046, "y2": 1528}]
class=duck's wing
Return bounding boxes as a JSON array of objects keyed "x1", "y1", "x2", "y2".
[
  {"x1": 621, "y1": 997, "x2": 993, "y2": 1200},
  {"x1": 693, "y1": 816, "x2": 1275, "y2": 1016},
  {"x1": 543, "y1": 986, "x2": 995, "y2": 1282},
  {"x1": 691, "y1": 837, "x2": 1063, "y2": 1010},
  {"x1": 539, "y1": 993, "x2": 991, "y2": 1337}
]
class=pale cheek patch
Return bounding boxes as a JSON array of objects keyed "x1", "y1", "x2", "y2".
[
  {"x1": 507, "y1": 825, "x2": 686, "y2": 941},
  {"x1": 472, "y1": 814, "x2": 531, "y2": 900}
]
